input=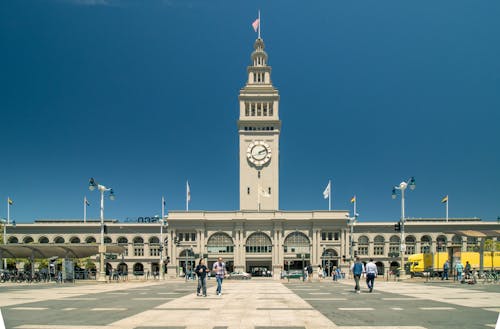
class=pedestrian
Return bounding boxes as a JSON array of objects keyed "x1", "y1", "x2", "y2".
[
  {"x1": 336, "y1": 267, "x2": 342, "y2": 280},
  {"x1": 455, "y1": 261, "x2": 464, "y2": 282},
  {"x1": 317, "y1": 265, "x2": 323, "y2": 281},
  {"x1": 442, "y1": 260, "x2": 450, "y2": 280},
  {"x1": 464, "y1": 261, "x2": 471, "y2": 279},
  {"x1": 195, "y1": 258, "x2": 209, "y2": 297},
  {"x1": 350, "y1": 257, "x2": 364, "y2": 293},
  {"x1": 332, "y1": 266, "x2": 338, "y2": 281},
  {"x1": 212, "y1": 257, "x2": 227, "y2": 296},
  {"x1": 365, "y1": 258, "x2": 377, "y2": 293},
  {"x1": 306, "y1": 264, "x2": 313, "y2": 282}
]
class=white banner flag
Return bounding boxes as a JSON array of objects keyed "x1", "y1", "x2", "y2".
[{"x1": 323, "y1": 181, "x2": 331, "y2": 199}]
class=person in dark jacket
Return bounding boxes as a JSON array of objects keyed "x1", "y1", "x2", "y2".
[{"x1": 195, "y1": 258, "x2": 210, "y2": 297}]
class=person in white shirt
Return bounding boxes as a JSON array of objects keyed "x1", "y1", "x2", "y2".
[{"x1": 365, "y1": 258, "x2": 378, "y2": 293}]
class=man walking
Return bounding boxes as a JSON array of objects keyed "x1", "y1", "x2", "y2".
[
  {"x1": 350, "y1": 257, "x2": 364, "y2": 293},
  {"x1": 212, "y1": 257, "x2": 227, "y2": 296},
  {"x1": 365, "y1": 258, "x2": 377, "y2": 293},
  {"x1": 442, "y1": 260, "x2": 450, "y2": 280},
  {"x1": 306, "y1": 264, "x2": 313, "y2": 282}
]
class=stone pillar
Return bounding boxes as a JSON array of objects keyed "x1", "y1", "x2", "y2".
[{"x1": 167, "y1": 230, "x2": 177, "y2": 279}]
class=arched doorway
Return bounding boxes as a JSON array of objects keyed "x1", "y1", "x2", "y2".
[
  {"x1": 321, "y1": 248, "x2": 338, "y2": 276},
  {"x1": 133, "y1": 263, "x2": 144, "y2": 276},
  {"x1": 283, "y1": 232, "x2": 310, "y2": 270},
  {"x1": 105, "y1": 262, "x2": 112, "y2": 276},
  {"x1": 179, "y1": 249, "x2": 196, "y2": 278},
  {"x1": 207, "y1": 232, "x2": 234, "y2": 272},
  {"x1": 390, "y1": 261, "x2": 400, "y2": 275},
  {"x1": 117, "y1": 262, "x2": 128, "y2": 275},
  {"x1": 375, "y1": 261, "x2": 385, "y2": 275},
  {"x1": 245, "y1": 232, "x2": 272, "y2": 276},
  {"x1": 151, "y1": 262, "x2": 160, "y2": 278}
]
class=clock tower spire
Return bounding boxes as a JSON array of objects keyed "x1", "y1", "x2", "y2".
[{"x1": 238, "y1": 37, "x2": 281, "y2": 211}]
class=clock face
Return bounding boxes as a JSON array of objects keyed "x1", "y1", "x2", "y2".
[{"x1": 247, "y1": 141, "x2": 271, "y2": 166}]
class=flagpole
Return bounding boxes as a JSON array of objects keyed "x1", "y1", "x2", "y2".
[
  {"x1": 186, "y1": 182, "x2": 189, "y2": 212},
  {"x1": 446, "y1": 197, "x2": 449, "y2": 222},
  {"x1": 84, "y1": 197, "x2": 87, "y2": 223},
  {"x1": 258, "y1": 10, "x2": 261, "y2": 39},
  {"x1": 353, "y1": 196, "x2": 357, "y2": 218},
  {"x1": 162, "y1": 196, "x2": 165, "y2": 219},
  {"x1": 7, "y1": 197, "x2": 10, "y2": 225}
]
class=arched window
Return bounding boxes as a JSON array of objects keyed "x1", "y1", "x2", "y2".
[
  {"x1": 451, "y1": 235, "x2": 462, "y2": 246},
  {"x1": 421, "y1": 235, "x2": 432, "y2": 253},
  {"x1": 179, "y1": 249, "x2": 195, "y2": 257},
  {"x1": 436, "y1": 235, "x2": 447, "y2": 252},
  {"x1": 374, "y1": 235, "x2": 385, "y2": 255},
  {"x1": 245, "y1": 232, "x2": 272, "y2": 253},
  {"x1": 104, "y1": 237, "x2": 112, "y2": 244},
  {"x1": 405, "y1": 235, "x2": 416, "y2": 255},
  {"x1": 117, "y1": 236, "x2": 128, "y2": 256},
  {"x1": 467, "y1": 237, "x2": 478, "y2": 251},
  {"x1": 149, "y1": 236, "x2": 160, "y2": 257},
  {"x1": 69, "y1": 237, "x2": 81, "y2": 244},
  {"x1": 283, "y1": 232, "x2": 310, "y2": 254},
  {"x1": 207, "y1": 232, "x2": 234, "y2": 253},
  {"x1": 23, "y1": 236, "x2": 34, "y2": 244},
  {"x1": 54, "y1": 236, "x2": 65, "y2": 244},
  {"x1": 357, "y1": 236, "x2": 369, "y2": 255},
  {"x1": 389, "y1": 235, "x2": 400, "y2": 255},
  {"x1": 85, "y1": 236, "x2": 97, "y2": 244},
  {"x1": 8, "y1": 236, "x2": 18, "y2": 244},
  {"x1": 133, "y1": 236, "x2": 144, "y2": 257},
  {"x1": 322, "y1": 248, "x2": 338, "y2": 259},
  {"x1": 39, "y1": 236, "x2": 49, "y2": 243}
]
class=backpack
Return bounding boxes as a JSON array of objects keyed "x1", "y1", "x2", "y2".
[{"x1": 353, "y1": 262, "x2": 363, "y2": 275}]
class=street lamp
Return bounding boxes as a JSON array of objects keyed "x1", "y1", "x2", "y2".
[
  {"x1": 391, "y1": 176, "x2": 416, "y2": 278},
  {"x1": 346, "y1": 213, "x2": 359, "y2": 268},
  {"x1": 89, "y1": 177, "x2": 115, "y2": 282},
  {"x1": 1, "y1": 218, "x2": 15, "y2": 270}
]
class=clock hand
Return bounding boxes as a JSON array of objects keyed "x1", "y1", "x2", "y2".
[{"x1": 258, "y1": 149, "x2": 266, "y2": 155}]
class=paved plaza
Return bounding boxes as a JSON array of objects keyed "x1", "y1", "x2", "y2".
[{"x1": 0, "y1": 278, "x2": 499, "y2": 329}]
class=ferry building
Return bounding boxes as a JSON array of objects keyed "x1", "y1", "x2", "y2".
[{"x1": 3, "y1": 37, "x2": 499, "y2": 279}]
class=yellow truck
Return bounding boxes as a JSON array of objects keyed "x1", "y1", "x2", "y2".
[{"x1": 408, "y1": 251, "x2": 500, "y2": 277}]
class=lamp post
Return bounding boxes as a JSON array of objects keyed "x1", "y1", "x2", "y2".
[
  {"x1": 89, "y1": 178, "x2": 115, "y2": 282},
  {"x1": 159, "y1": 199, "x2": 168, "y2": 280},
  {"x1": 346, "y1": 213, "x2": 359, "y2": 269},
  {"x1": 392, "y1": 176, "x2": 416, "y2": 278},
  {"x1": 1, "y1": 218, "x2": 15, "y2": 270}
]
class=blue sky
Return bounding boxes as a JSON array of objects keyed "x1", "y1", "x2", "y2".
[{"x1": 1, "y1": 0, "x2": 499, "y2": 223}]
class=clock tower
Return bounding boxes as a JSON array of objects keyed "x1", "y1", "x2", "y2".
[{"x1": 238, "y1": 37, "x2": 281, "y2": 211}]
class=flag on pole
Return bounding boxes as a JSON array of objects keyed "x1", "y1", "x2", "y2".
[
  {"x1": 441, "y1": 195, "x2": 448, "y2": 203},
  {"x1": 323, "y1": 181, "x2": 331, "y2": 199},
  {"x1": 252, "y1": 17, "x2": 260, "y2": 32},
  {"x1": 186, "y1": 181, "x2": 191, "y2": 211},
  {"x1": 350, "y1": 195, "x2": 356, "y2": 203},
  {"x1": 8, "y1": 197, "x2": 13, "y2": 205},
  {"x1": 85, "y1": 197, "x2": 90, "y2": 206}
]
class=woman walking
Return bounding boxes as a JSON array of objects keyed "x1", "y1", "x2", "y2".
[{"x1": 195, "y1": 258, "x2": 210, "y2": 297}]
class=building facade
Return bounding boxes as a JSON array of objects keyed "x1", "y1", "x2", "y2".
[{"x1": 2, "y1": 37, "x2": 499, "y2": 279}]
